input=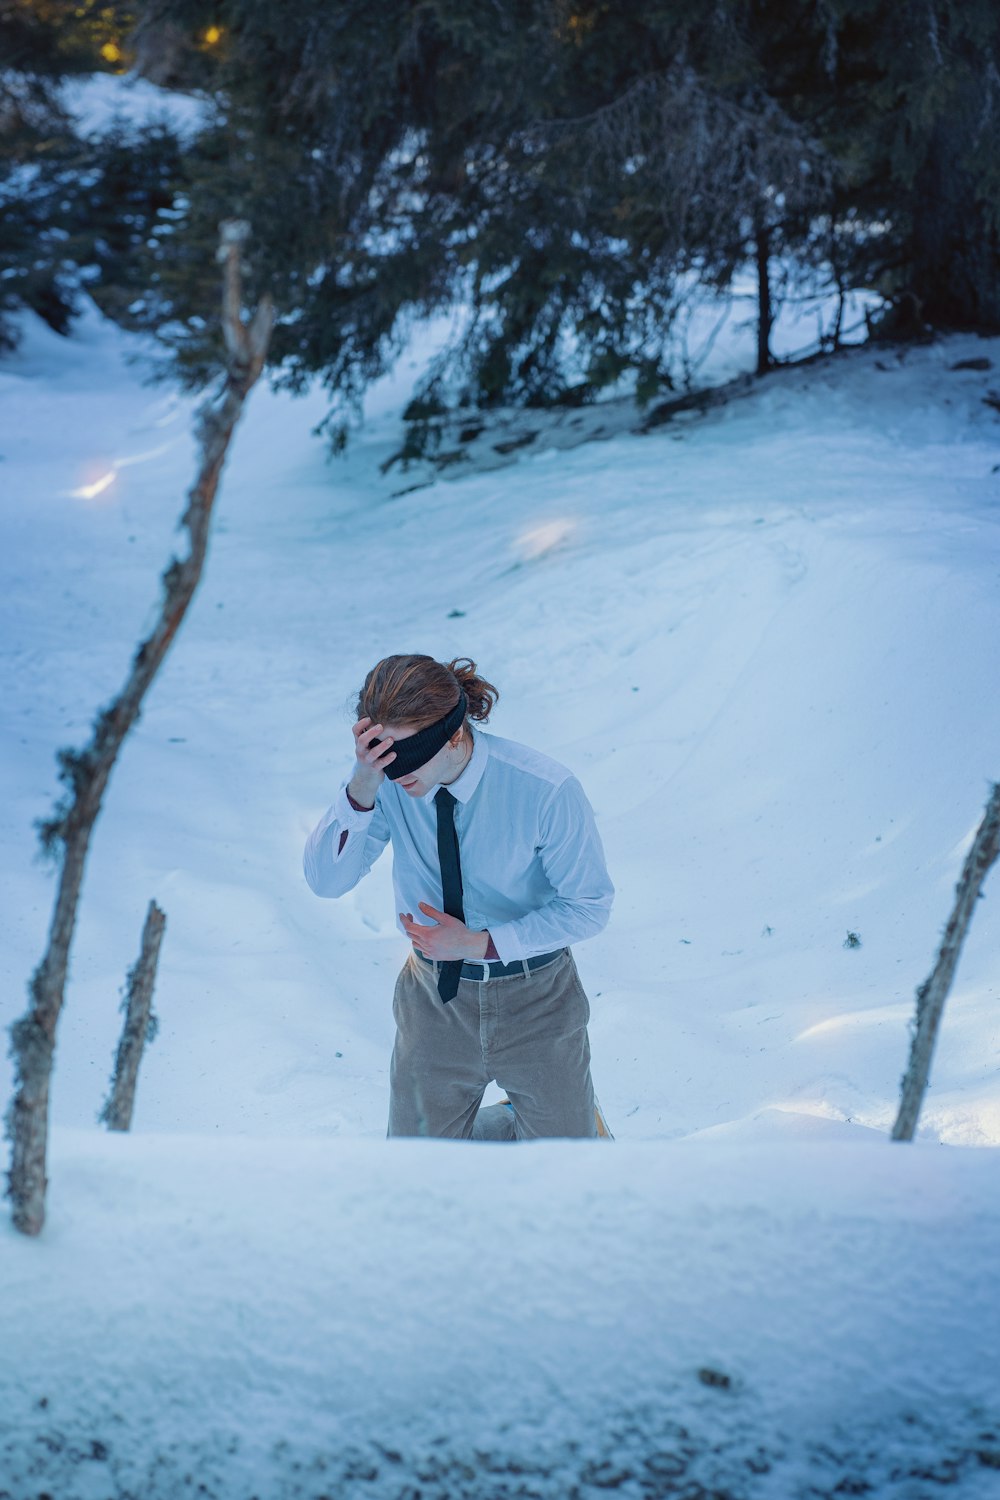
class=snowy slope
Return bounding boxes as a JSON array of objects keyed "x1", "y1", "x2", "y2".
[
  {"x1": 1, "y1": 301, "x2": 997, "y2": 1146},
  {"x1": 1, "y1": 289, "x2": 999, "y2": 1495}
]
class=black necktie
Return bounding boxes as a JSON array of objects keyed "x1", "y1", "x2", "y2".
[{"x1": 434, "y1": 787, "x2": 465, "y2": 1003}]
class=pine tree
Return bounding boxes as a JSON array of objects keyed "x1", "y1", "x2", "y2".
[
  {"x1": 19, "y1": 2, "x2": 997, "y2": 430},
  {"x1": 747, "y1": 0, "x2": 1000, "y2": 335},
  {"x1": 0, "y1": 0, "x2": 139, "y2": 347},
  {"x1": 117, "y1": 1, "x2": 842, "y2": 433}
]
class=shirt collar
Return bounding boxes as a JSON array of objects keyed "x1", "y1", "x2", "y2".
[{"x1": 419, "y1": 725, "x2": 488, "y2": 805}]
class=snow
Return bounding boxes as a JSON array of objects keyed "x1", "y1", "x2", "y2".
[
  {"x1": 2, "y1": 272, "x2": 999, "y2": 1489},
  {"x1": 9, "y1": 302, "x2": 997, "y2": 1146},
  {"x1": 59, "y1": 71, "x2": 211, "y2": 141},
  {"x1": 4, "y1": 1132, "x2": 1000, "y2": 1498}
]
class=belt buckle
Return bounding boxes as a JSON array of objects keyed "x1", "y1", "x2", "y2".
[{"x1": 466, "y1": 957, "x2": 492, "y2": 982}]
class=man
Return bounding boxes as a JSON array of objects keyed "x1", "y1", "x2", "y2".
[{"x1": 303, "y1": 654, "x2": 614, "y2": 1139}]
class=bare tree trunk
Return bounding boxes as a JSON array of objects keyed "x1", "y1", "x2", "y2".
[
  {"x1": 831, "y1": 268, "x2": 846, "y2": 352},
  {"x1": 892, "y1": 783, "x2": 1000, "y2": 1142},
  {"x1": 5, "y1": 221, "x2": 273, "y2": 1236},
  {"x1": 100, "y1": 900, "x2": 167, "y2": 1132},
  {"x1": 755, "y1": 215, "x2": 773, "y2": 376}
]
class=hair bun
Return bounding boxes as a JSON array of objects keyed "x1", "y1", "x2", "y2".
[{"x1": 447, "y1": 658, "x2": 499, "y2": 723}]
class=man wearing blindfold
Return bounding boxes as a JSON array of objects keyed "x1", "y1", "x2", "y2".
[{"x1": 304, "y1": 654, "x2": 614, "y2": 1140}]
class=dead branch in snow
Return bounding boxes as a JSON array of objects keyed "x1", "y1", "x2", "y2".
[
  {"x1": 100, "y1": 900, "x2": 167, "y2": 1132},
  {"x1": 5, "y1": 221, "x2": 273, "y2": 1235},
  {"x1": 892, "y1": 783, "x2": 1000, "y2": 1142}
]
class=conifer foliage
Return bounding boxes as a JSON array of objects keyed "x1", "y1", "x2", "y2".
[
  {"x1": 3, "y1": 1, "x2": 1000, "y2": 424},
  {"x1": 0, "y1": 2, "x2": 175, "y2": 349}
]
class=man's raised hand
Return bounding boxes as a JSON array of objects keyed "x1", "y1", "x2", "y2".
[{"x1": 348, "y1": 716, "x2": 396, "y2": 808}]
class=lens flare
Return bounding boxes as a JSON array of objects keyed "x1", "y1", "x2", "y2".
[
  {"x1": 69, "y1": 471, "x2": 116, "y2": 500},
  {"x1": 516, "y1": 519, "x2": 576, "y2": 561}
]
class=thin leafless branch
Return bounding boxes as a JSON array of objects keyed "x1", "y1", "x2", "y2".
[
  {"x1": 5, "y1": 220, "x2": 273, "y2": 1236},
  {"x1": 892, "y1": 784, "x2": 1000, "y2": 1142},
  {"x1": 100, "y1": 900, "x2": 167, "y2": 1132}
]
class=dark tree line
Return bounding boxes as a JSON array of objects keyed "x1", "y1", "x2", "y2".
[
  {"x1": 0, "y1": 2, "x2": 183, "y2": 346},
  {"x1": 3, "y1": 1, "x2": 999, "y2": 438}
]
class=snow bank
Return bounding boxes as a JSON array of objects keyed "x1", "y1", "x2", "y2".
[{"x1": 2, "y1": 1130, "x2": 998, "y2": 1498}]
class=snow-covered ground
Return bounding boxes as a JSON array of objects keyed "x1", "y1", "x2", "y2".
[
  {"x1": 4, "y1": 1131, "x2": 999, "y2": 1499},
  {"x1": 1, "y1": 281, "x2": 999, "y2": 1496}
]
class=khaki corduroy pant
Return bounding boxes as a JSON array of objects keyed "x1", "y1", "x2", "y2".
[{"x1": 387, "y1": 947, "x2": 598, "y2": 1140}]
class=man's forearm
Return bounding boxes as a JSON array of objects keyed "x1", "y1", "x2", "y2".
[{"x1": 488, "y1": 892, "x2": 612, "y2": 964}]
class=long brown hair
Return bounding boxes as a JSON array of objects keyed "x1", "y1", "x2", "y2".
[{"x1": 356, "y1": 655, "x2": 499, "y2": 732}]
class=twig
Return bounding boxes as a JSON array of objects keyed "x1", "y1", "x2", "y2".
[
  {"x1": 100, "y1": 900, "x2": 167, "y2": 1132},
  {"x1": 892, "y1": 784, "x2": 1000, "y2": 1141}
]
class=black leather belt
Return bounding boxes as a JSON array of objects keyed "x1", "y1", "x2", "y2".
[{"x1": 413, "y1": 947, "x2": 564, "y2": 982}]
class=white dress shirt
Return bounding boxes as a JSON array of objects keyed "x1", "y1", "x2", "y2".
[{"x1": 303, "y1": 727, "x2": 614, "y2": 963}]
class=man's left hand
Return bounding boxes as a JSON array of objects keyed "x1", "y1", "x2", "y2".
[{"x1": 400, "y1": 903, "x2": 489, "y2": 960}]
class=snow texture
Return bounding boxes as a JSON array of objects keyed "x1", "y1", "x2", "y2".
[{"x1": 1, "y1": 109, "x2": 999, "y2": 1493}]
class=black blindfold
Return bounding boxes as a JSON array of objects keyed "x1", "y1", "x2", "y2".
[{"x1": 374, "y1": 688, "x2": 467, "y2": 780}]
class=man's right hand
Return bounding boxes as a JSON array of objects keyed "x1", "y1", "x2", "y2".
[{"x1": 347, "y1": 717, "x2": 396, "y2": 808}]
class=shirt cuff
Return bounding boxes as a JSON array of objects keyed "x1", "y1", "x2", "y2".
[
  {"x1": 334, "y1": 780, "x2": 376, "y2": 832},
  {"x1": 487, "y1": 921, "x2": 539, "y2": 965}
]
